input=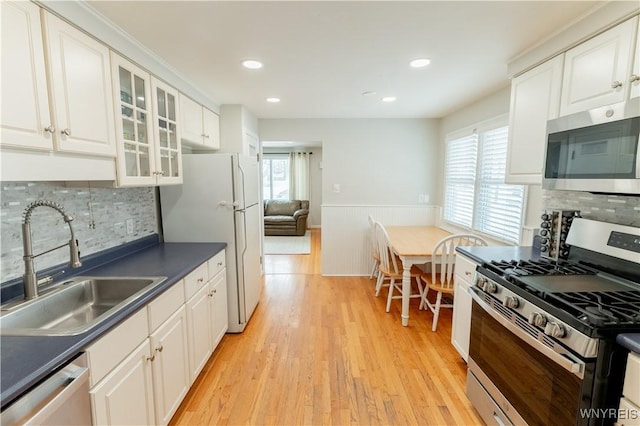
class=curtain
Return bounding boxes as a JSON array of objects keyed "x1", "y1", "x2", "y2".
[{"x1": 289, "y1": 152, "x2": 310, "y2": 200}]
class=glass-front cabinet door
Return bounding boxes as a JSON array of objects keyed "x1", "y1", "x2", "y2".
[
  {"x1": 110, "y1": 52, "x2": 155, "y2": 186},
  {"x1": 151, "y1": 77, "x2": 182, "y2": 185}
]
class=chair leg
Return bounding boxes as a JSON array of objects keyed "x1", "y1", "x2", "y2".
[
  {"x1": 432, "y1": 291, "x2": 442, "y2": 332},
  {"x1": 386, "y1": 279, "x2": 395, "y2": 312},
  {"x1": 420, "y1": 286, "x2": 429, "y2": 311},
  {"x1": 416, "y1": 278, "x2": 424, "y2": 309},
  {"x1": 369, "y1": 259, "x2": 379, "y2": 280},
  {"x1": 375, "y1": 273, "x2": 384, "y2": 296}
]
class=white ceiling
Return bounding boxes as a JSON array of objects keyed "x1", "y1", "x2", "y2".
[{"x1": 88, "y1": 1, "x2": 603, "y2": 120}]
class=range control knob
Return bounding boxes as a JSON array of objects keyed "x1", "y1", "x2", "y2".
[
  {"x1": 503, "y1": 296, "x2": 519, "y2": 309},
  {"x1": 485, "y1": 281, "x2": 498, "y2": 294},
  {"x1": 528, "y1": 312, "x2": 547, "y2": 327},
  {"x1": 475, "y1": 277, "x2": 487, "y2": 289},
  {"x1": 544, "y1": 322, "x2": 566, "y2": 338}
]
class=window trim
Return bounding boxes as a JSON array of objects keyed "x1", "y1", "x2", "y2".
[{"x1": 443, "y1": 114, "x2": 527, "y2": 245}]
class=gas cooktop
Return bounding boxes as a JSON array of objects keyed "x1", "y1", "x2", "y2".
[{"x1": 484, "y1": 258, "x2": 640, "y2": 329}]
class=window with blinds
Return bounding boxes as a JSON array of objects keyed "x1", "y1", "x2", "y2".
[{"x1": 444, "y1": 123, "x2": 525, "y2": 244}]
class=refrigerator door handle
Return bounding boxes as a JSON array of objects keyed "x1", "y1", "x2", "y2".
[{"x1": 238, "y1": 160, "x2": 247, "y2": 210}]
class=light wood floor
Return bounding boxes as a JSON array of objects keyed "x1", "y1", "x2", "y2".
[{"x1": 170, "y1": 229, "x2": 482, "y2": 425}]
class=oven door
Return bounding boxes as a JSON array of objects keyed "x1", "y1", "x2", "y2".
[{"x1": 467, "y1": 288, "x2": 593, "y2": 426}]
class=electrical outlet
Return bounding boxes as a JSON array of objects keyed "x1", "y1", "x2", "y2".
[
  {"x1": 418, "y1": 194, "x2": 430, "y2": 204},
  {"x1": 126, "y1": 219, "x2": 134, "y2": 235}
]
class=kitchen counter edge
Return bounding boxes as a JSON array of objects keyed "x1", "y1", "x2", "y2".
[{"x1": 1, "y1": 241, "x2": 226, "y2": 409}]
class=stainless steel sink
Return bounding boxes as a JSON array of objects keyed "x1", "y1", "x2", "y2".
[{"x1": 0, "y1": 276, "x2": 167, "y2": 336}]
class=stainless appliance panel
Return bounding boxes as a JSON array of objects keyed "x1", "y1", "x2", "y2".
[
  {"x1": 1, "y1": 353, "x2": 91, "y2": 425},
  {"x1": 468, "y1": 299, "x2": 588, "y2": 426},
  {"x1": 542, "y1": 101, "x2": 640, "y2": 194}
]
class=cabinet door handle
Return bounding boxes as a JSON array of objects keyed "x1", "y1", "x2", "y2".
[
  {"x1": 197, "y1": 277, "x2": 204, "y2": 283},
  {"x1": 465, "y1": 271, "x2": 472, "y2": 276},
  {"x1": 61, "y1": 128, "x2": 71, "y2": 136},
  {"x1": 217, "y1": 262, "x2": 223, "y2": 267},
  {"x1": 213, "y1": 289, "x2": 217, "y2": 293},
  {"x1": 155, "y1": 345, "x2": 164, "y2": 353},
  {"x1": 44, "y1": 126, "x2": 56, "y2": 134},
  {"x1": 611, "y1": 80, "x2": 623, "y2": 89},
  {"x1": 630, "y1": 74, "x2": 640, "y2": 83},
  {"x1": 146, "y1": 354, "x2": 155, "y2": 362},
  {"x1": 208, "y1": 291, "x2": 214, "y2": 298},
  {"x1": 203, "y1": 134, "x2": 210, "y2": 139}
]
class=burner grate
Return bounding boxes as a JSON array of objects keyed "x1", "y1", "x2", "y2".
[
  {"x1": 551, "y1": 291, "x2": 640, "y2": 327},
  {"x1": 484, "y1": 258, "x2": 640, "y2": 328},
  {"x1": 488, "y1": 259, "x2": 595, "y2": 278}
]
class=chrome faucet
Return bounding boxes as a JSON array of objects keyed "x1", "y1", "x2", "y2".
[{"x1": 22, "y1": 200, "x2": 82, "y2": 299}]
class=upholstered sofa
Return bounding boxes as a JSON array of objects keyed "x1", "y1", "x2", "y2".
[{"x1": 264, "y1": 200, "x2": 309, "y2": 236}]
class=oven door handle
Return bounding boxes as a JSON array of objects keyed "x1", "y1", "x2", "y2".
[{"x1": 469, "y1": 287, "x2": 585, "y2": 379}]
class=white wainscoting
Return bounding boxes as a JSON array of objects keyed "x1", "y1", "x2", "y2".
[{"x1": 321, "y1": 204, "x2": 440, "y2": 276}]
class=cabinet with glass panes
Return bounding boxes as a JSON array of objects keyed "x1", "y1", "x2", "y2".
[{"x1": 111, "y1": 51, "x2": 182, "y2": 186}]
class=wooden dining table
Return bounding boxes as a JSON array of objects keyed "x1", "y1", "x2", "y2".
[{"x1": 384, "y1": 226, "x2": 452, "y2": 326}]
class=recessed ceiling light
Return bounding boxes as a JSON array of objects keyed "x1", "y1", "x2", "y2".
[
  {"x1": 409, "y1": 58, "x2": 431, "y2": 68},
  {"x1": 266, "y1": 97, "x2": 280, "y2": 103},
  {"x1": 242, "y1": 60, "x2": 263, "y2": 69},
  {"x1": 381, "y1": 96, "x2": 397, "y2": 102}
]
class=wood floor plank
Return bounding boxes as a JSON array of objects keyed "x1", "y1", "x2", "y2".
[{"x1": 170, "y1": 229, "x2": 483, "y2": 425}]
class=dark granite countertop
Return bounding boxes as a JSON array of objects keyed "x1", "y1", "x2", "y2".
[
  {"x1": 617, "y1": 334, "x2": 640, "y2": 354},
  {"x1": 456, "y1": 245, "x2": 542, "y2": 265},
  {"x1": 1, "y1": 239, "x2": 226, "y2": 409}
]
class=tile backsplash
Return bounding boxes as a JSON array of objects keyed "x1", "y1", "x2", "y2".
[
  {"x1": 1, "y1": 182, "x2": 158, "y2": 282},
  {"x1": 542, "y1": 190, "x2": 640, "y2": 227}
]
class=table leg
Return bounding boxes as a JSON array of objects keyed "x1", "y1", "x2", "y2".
[{"x1": 401, "y1": 258, "x2": 411, "y2": 326}]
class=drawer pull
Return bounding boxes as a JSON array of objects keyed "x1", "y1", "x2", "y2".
[
  {"x1": 465, "y1": 271, "x2": 472, "y2": 276},
  {"x1": 156, "y1": 345, "x2": 164, "y2": 353},
  {"x1": 147, "y1": 354, "x2": 155, "y2": 362}
]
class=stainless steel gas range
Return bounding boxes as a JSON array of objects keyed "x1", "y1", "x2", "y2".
[{"x1": 466, "y1": 218, "x2": 640, "y2": 426}]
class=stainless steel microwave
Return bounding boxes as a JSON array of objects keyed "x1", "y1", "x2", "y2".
[{"x1": 543, "y1": 101, "x2": 640, "y2": 195}]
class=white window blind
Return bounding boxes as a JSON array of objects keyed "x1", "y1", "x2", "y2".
[
  {"x1": 444, "y1": 122, "x2": 525, "y2": 244},
  {"x1": 475, "y1": 126, "x2": 525, "y2": 243},
  {"x1": 444, "y1": 134, "x2": 478, "y2": 228}
]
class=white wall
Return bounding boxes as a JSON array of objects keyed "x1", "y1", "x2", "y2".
[
  {"x1": 260, "y1": 119, "x2": 440, "y2": 205},
  {"x1": 259, "y1": 118, "x2": 440, "y2": 275}
]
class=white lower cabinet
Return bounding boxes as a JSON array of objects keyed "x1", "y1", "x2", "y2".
[
  {"x1": 90, "y1": 340, "x2": 155, "y2": 426},
  {"x1": 150, "y1": 306, "x2": 190, "y2": 426},
  {"x1": 87, "y1": 250, "x2": 228, "y2": 425},
  {"x1": 211, "y1": 270, "x2": 229, "y2": 348},
  {"x1": 451, "y1": 253, "x2": 480, "y2": 362},
  {"x1": 185, "y1": 251, "x2": 228, "y2": 383},
  {"x1": 186, "y1": 283, "x2": 213, "y2": 384},
  {"x1": 618, "y1": 351, "x2": 640, "y2": 425}
]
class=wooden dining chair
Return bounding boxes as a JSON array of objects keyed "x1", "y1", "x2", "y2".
[
  {"x1": 420, "y1": 234, "x2": 487, "y2": 331},
  {"x1": 368, "y1": 215, "x2": 380, "y2": 282},
  {"x1": 373, "y1": 222, "x2": 424, "y2": 313}
]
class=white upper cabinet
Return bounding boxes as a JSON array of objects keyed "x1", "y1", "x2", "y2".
[
  {"x1": 111, "y1": 52, "x2": 156, "y2": 186},
  {"x1": 631, "y1": 19, "x2": 640, "y2": 100},
  {"x1": 506, "y1": 55, "x2": 564, "y2": 184},
  {"x1": 152, "y1": 78, "x2": 182, "y2": 184},
  {"x1": 179, "y1": 94, "x2": 220, "y2": 150},
  {"x1": 42, "y1": 10, "x2": 116, "y2": 157},
  {"x1": 560, "y1": 17, "x2": 638, "y2": 116},
  {"x1": 0, "y1": 1, "x2": 53, "y2": 151},
  {"x1": 111, "y1": 53, "x2": 182, "y2": 187}
]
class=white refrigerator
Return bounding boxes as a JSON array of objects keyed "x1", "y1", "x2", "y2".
[{"x1": 160, "y1": 153, "x2": 262, "y2": 333}]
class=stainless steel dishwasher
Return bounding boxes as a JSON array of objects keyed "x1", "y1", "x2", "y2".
[{"x1": 1, "y1": 353, "x2": 91, "y2": 425}]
